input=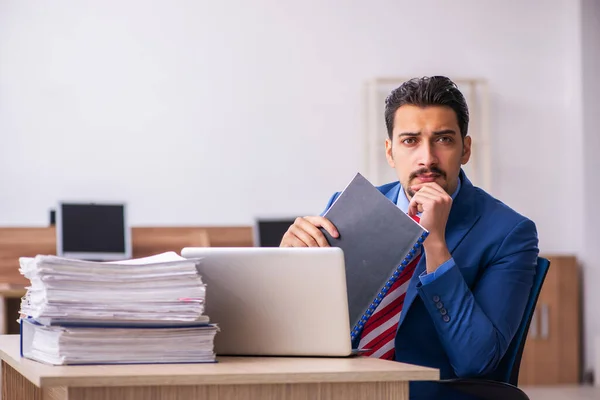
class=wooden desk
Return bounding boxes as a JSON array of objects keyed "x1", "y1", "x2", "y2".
[{"x1": 0, "y1": 335, "x2": 438, "y2": 400}]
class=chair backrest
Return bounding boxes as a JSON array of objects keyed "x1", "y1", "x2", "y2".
[{"x1": 491, "y1": 257, "x2": 550, "y2": 385}]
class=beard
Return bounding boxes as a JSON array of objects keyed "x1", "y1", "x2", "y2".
[{"x1": 405, "y1": 166, "x2": 447, "y2": 198}]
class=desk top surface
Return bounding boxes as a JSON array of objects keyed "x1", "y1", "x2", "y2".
[{"x1": 0, "y1": 335, "x2": 439, "y2": 388}]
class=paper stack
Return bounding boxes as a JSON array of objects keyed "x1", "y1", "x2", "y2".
[{"x1": 18, "y1": 252, "x2": 218, "y2": 365}]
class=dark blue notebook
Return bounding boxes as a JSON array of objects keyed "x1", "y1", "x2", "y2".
[{"x1": 320, "y1": 173, "x2": 428, "y2": 341}]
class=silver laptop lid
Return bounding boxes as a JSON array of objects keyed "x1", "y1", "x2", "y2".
[{"x1": 181, "y1": 247, "x2": 352, "y2": 357}]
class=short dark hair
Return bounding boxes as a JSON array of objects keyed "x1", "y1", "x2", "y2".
[{"x1": 384, "y1": 76, "x2": 469, "y2": 140}]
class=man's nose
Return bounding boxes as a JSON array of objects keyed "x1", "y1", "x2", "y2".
[{"x1": 417, "y1": 142, "x2": 438, "y2": 166}]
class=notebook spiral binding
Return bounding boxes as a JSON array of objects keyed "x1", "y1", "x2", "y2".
[{"x1": 350, "y1": 231, "x2": 429, "y2": 342}]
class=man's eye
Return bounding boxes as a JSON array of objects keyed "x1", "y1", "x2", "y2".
[
  {"x1": 402, "y1": 138, "x2": 416, "y2": 144},
  {"x1": 437, "y1": 136, "x2": 453, "y2": 143}
]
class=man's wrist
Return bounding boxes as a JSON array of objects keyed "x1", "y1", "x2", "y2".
[{"x1": 423, "y1": 237, "x2": 451, "y2": 274}]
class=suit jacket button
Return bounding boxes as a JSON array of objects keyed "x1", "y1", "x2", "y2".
[
  {"x1": 433, "y1": 295, "x2": 440, "y2": 303},
  {"x1": 442, "y1": 315, "x2": 450, "y2": 323},
  {"x1": 436, "y1": 302, "x2": 444, "y2": 309},
  {"x1": 440, "y1": 308, "x2": 447, "y2": 315}
]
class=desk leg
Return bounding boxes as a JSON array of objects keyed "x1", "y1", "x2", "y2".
[
  {"x1": 68, "y1": 382, "x2": 408, "y2": 400},
  {"x1": 2, "y1": 361, "x2": 67, "y2": 400}
]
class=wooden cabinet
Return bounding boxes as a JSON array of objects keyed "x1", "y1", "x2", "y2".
[{"x1": 518, "y1": 255, "x2": 580, "y2": 385}]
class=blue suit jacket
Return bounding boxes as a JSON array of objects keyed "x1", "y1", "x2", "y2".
[{"x1": 322, "y1": 171, "x2": 539, "y2": 400}]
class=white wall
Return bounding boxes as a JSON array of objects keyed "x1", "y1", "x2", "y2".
[
  {"x1": 0, "y1": 0, "x2": 580, "y2": 238},
  {"x1": 0, "y1": 0, "x2": 593, "y2": 368},
  {"x1": 581, "y1": 0, "x2": 600, "y2": 375}
]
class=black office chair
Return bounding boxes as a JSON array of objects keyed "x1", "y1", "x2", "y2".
[{"x1": 440, "y1": 257, "x2": 551, "y2": 400}]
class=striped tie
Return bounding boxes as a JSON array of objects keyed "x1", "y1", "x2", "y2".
[{"x1": 357, "y1": 215, "x2": 421, "y2": 360}]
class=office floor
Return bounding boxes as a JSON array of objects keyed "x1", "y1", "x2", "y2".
[{"x1": 523, "y1": 385, "x2": 599, "y2": 400}]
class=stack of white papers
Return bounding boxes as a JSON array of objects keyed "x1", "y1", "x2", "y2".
[
  {"x1": 21, "y1": 319, "x2": 218, "y2": 365},
  {"x1": 19, "y1": 252, "x2": 208, "y2": 325},
  {"x1": 18, "y1": 252, "x2": 219, "y2": 365}
]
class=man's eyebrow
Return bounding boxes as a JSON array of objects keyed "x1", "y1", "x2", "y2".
[
  {"x1": 397, "y1": 132, "x2": 420, "y2": 137},
  {"x1": 432, "y1": 129, "x2": 457, "y2": 135}
]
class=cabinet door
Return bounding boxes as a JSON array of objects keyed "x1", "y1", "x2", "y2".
[
  {"x1": 517, "y1": 312, "x2": 538, "y2": 385},
  {"x1": 529, "y1": 258, "x2": 561, "y2": 385},
  {"x1": 518, "y1": 255, "x2": 579, "y2": 385},
  {"x1": 554, "y1": 256, "x2": 580, "y2": 383}
]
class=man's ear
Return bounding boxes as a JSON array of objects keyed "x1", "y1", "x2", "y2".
[
  {"x1": 461, "y1": 135, "x2": 472, "y2": 164},
  {"x1": 385, "y1": 138, "x2": 395, "y2": 167}
]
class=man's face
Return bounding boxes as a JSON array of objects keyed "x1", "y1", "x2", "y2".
[{"x1": 385, "y1": 104, "x2": 471, "y2": 199}]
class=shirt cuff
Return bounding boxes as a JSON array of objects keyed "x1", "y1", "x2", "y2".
[{"x1": 419, "y1": 258, "x2": 456, "y2": 285}]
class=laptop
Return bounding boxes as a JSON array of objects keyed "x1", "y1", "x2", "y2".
[{"x1": 180, "y1": 247, "x2": 353, "y2": 357}]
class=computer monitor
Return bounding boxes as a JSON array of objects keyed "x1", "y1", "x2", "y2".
[
  {"x1": 253, "y1": 218, "x2": 296, "y2": 247},
  {"x1": 56, "y1": 202, "x2": 132, "y2": 261}
]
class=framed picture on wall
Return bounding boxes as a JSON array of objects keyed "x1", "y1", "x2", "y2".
[{"x1": 363, "y1": 77, "x2": 492, "y2": 193}]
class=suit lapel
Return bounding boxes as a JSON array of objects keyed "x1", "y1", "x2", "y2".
[
  {"x1": 383, "y1": 183, "x2": 401, "y2": 204},
  {"x1": 443, "y1": 174, "x2": 480, "y2": 254},
  {"x1": 397, "y1": 171, "x2": 481, "y2": 327}
]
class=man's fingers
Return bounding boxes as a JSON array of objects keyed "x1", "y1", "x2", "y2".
[
  {"x1": 423, "y1": 182, "x2": 447, "y2": 194},
  {"x1": 412, "y1": 190, "x2": 439, "y2": 201},
  {"x1": 408, "y1": 197, "x2": 420, "y2": 216},
  {"x1": 280, "y1": 216, "x2": 337, "y2": 248},
  {"x1": 409, "y1": 191, "x2": 436, "y2": 215},
  {"x1": 289, "y1": 223, "x2": 320, "y2": 247},
  {"x1": 411, "y1": 184, "x2": 449, "y2": 201},
  {"x1": 411, "y1": 181, "x2": 445, "y2": 191},
  {"x1": 304, "y1": 216, "x2": 339, "y2": 238},
  {"x1": 281, "y1": 231, "x2": 308, "y2": 247},
  {"x1": 294, "y1": 218, "x2": 331, "y2": 247},
  {"x1": 412, "y1": 184, "x2": 444, "y2": 196},
  {"x1": 409, "y1": 192, "x2": 437, "y2": 214}
]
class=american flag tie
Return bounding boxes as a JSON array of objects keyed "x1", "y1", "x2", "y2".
[{"x1": 357, "y1": 215, "x2": 421, "y2": 360}]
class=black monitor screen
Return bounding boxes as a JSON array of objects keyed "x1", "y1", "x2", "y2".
[
  {"x1": 61, "y1": 204, "x2": 126, "y2": 253},
  {"x1": 256, "y1": 219, "x2": 296, "y2": 247}
]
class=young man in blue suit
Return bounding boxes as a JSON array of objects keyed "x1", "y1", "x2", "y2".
[{"x1": 280, "y1": 76, "x2": 539, "y2": 399}]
